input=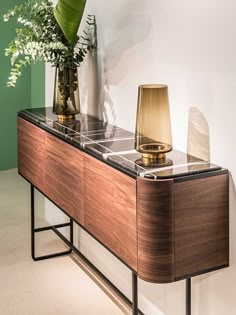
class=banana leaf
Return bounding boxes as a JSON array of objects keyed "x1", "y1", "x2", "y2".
[{"x1": 54, "y1": 0, "x2": 87, "y2": 44}]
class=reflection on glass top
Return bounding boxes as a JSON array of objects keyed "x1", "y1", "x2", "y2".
[{"x1": 18, "y1": 107, "x2": 221, "y2": 178}]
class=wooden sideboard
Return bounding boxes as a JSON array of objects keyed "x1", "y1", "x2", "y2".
[{"x1": 17, "y1": 108, "x2": 229, "y2": 314}]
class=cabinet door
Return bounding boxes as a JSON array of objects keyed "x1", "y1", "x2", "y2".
[
  {"x1": 18, "y1": 117, "x2": 84, "y2": 225},
  {"x1": 18, "y1": 118, "x2": 47, "y2": 190},
  {"x1": 174, "y1": 174, "x2": 229, "y2": 279},
  {"x1": 84, "y1": 155, "x2": 137, "y2": 270}
]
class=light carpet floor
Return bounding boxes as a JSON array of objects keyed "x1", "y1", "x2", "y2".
[{"x1": 0, "y1": 169, "x2": 129, "y2": 315}]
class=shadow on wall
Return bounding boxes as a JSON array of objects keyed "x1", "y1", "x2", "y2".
[
  {"x1": 79, "y1": 17, "x2": 99, "y2": 117},
  {"x1": 103, "y1": 0, "x2": 152, "y2": 85},
  {"x1": 81, "y1": 0, "x2": 152, "y2": 125},
  {"x1": 187, "y1": 106, "x2": 210, "y2": 161},
  {"x1": 79, "y1": 16, "x2": 116, "y2": 124},
  {"x1": 80, "y1": 20, "x2": 117, "y2": 124}
]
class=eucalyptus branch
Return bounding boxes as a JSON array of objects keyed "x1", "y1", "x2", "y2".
[{"x1": 4, "y1": 0, "x2": 96, "y2": 87}]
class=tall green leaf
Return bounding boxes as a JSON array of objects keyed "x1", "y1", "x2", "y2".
[{"x1": 54, "y1": 0, "x2": 87, "y2": 44}]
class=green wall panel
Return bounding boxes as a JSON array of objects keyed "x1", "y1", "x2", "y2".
[
  {"x1": 31, "y1": 62, "x2": 45, "y2": 109},
  {"x1": 0, "y1": 0, "x2": 45, "y2": 171}
]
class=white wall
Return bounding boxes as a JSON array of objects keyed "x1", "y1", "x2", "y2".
[{"x1": 46, "y1": 1, "x2": 236, "y2": 314}]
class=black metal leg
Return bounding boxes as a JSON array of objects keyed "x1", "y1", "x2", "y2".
[
  {"x1": 31, "y1": 184, "x2": 35, "y2": 260},
  {"x1": 30, "y1": 184, "x2": 72, "y2": 261},
  {"x1": 186, "y1": 278, "x2": 191, "y2": 315},
  {"x1": 70, "y1": 218, "x2": 73, "y2": 245},
  {"x1": 132, "y1": 272, "x2": 138, "y2": 315}
]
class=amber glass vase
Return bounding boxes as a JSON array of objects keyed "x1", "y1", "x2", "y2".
[
  {"x1": 53, "y1": 66, "x2": 80, "y2": 122},
  {"x1": 135, "y1": 84, "x2": 173, "y2": 166}
]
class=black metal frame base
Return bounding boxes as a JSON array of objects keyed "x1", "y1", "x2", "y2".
[
  {"x1": 31, "y1": 184, "x2": 73, "y2": 261},
  {"x1": 30, "y1": 184, "x2": 191, "y2": 315},
  {"x1": 186, "y1": 278, "x2": 191, "y2": 315}
]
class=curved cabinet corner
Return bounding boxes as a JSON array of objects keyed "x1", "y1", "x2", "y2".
[{"x1": 137, "y1": 177, "x2": 174, "y2": 283}]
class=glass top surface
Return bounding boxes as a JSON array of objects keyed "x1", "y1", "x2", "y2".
[{"x1": 18, "y1": 107, "x2": 221, "y2": 179}]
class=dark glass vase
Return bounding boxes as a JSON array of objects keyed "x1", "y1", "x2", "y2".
[
  {"x1": 135, "y1": 84, "x2": 173, "y2": 167},
  {"x1": 53, "y1": 66, "x2": 80, "y2": 122}
]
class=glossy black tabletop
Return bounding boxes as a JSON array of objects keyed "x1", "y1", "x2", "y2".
[{"x1": 18, "y1": 107, "x2": 221, "y2": 179}]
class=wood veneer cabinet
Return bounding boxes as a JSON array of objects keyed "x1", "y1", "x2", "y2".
[
  {"x1": 137, "y1": 175, "x2": 229, "y2": 283},
  {"x1": 17, "y1": 108, "x2": 229, "y2": 314}
]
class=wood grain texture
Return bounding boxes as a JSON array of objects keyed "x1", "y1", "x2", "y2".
[
  {"x1": 137, "y1": 177, "x2": 174, "y2": 283},
  {"x1": 18, "y1": 117, "x2": 229, "y2": 281},
  {"x1": 18, "y1": 117, "x2": 85, "y2": 224},
  {"x1": 18, "y1": 118, "x2": 47, "y2": 190},
  {"x1": 174, "y1": 174, "x2": 229, "y2": 278},
  {"x1": 84, "y1": 154, "x2": 137, "y2": 270}
]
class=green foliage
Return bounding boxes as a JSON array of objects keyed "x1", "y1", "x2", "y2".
[
  {"x1": 3, "y1": 0, "x2": 95, "y2": 87},
  {"x1": 54, "y1": 0, "x2": 87, "y2": 44}
]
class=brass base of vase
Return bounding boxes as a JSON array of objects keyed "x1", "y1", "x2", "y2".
[
  {"x1": 57, "y1": 114, "x2": 75, "y2": 123},
  {"x1": 136, "y1": 152, "x2": 173, "y2": 168}
]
